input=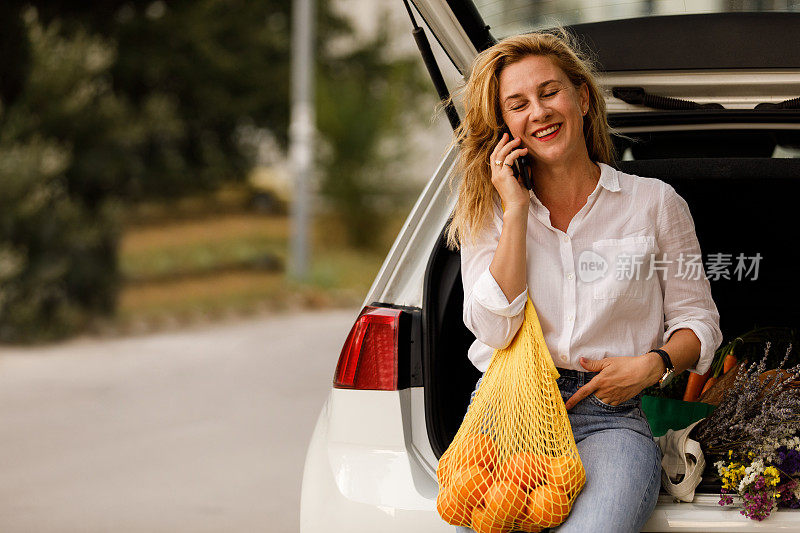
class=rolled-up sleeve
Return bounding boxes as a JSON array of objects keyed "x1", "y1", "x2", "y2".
[
  {"x1": 460, "y1": 203, "x2": 527, "y2": 350},
  {"x1": 657, "y1": 182, "x2": 723, "y2": 375}
]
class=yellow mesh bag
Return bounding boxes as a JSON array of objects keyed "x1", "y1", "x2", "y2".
[{"x1": 436, "y1": 296, "x2": 586, "y2": 532}]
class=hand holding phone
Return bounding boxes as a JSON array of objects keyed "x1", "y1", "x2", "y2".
[{"x1": 500, "y1": 126, "x2": 534, "y2": 191}]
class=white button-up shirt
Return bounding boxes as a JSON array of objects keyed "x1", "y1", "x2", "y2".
[{"x1": 460, "y1": 162, "x2": 723, "y2": 374}]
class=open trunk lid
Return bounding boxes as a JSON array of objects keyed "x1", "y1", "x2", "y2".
[{"x1": 409, "y1": 2, "x2": 800, "y2": 114}]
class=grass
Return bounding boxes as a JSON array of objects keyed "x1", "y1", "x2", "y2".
[
  {"x1": 113, "y1": 209, "x2": 399, "y2": 332},
  {"x1": 120, "y1": 214, "x2": 288, "y2": 282}
]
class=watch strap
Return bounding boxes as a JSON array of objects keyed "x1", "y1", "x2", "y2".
[{"x1": 650, "y1": 348, "x2": 674, "y2": 371}]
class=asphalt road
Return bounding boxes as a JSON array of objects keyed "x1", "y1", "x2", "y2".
[{"x1": 0, "y1": 308, "x2": 359, "y2": 533}]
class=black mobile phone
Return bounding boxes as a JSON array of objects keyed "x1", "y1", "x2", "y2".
[{"x1": 500, "y1": 126, "x2": 533, "y2": 191}]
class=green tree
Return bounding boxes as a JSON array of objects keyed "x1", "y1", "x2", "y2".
[
  {"x1": 316, "y1": 15, "x2": 431, "y2": 249},
  {"x1": 0, "y1": 12, "x2": 134, "y2": 341},
  {"x1": 30, "y1": 0, "x2": 350, "y2": 197}
]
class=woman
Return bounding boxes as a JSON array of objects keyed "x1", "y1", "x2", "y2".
[{"x1": 446, "y1": 29, "x2": 723, "y2": 533}]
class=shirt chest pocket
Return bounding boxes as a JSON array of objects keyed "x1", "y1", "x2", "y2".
[{"x1": 590, "y1": 235, "x2": 655, "y2": 300}]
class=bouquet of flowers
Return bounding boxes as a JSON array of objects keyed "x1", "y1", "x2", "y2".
[
  {"x1": 693, "y1": 342, "x2": 800, "y2": 520},
  {"x1": 716, "y1": 440, "x2": 800, "y2": 520}
]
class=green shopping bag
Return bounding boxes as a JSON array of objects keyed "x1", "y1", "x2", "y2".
[{"x1": 641, "y1": 395, "x2": 715, "y2": 438}]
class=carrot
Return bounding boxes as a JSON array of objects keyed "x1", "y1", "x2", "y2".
[
  {"x1": 683, "y1": 367, "x2": 712, "y2": 402},
  {"x1": 723, "y1": 353, "x2": 738, "y2": 374},
  {"x1": 701, "y1": 376, "x2": 719, "y2": 396}
]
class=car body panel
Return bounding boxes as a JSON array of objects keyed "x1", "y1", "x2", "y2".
[{"x1": 299, "y1": 389, "x2": 450, "y2": 532}]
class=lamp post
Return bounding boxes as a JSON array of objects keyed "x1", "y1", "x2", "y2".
[{"x1": 289, "y1": 0, "x2": 315, "y2": 280}]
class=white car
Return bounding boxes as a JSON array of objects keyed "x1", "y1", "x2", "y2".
[{"x1": 300, "y1": 1, "x2": 800, "y2": 531}]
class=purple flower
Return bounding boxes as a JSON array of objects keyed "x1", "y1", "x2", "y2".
[
  {"x1": 718, "y1": 487, "x2": 735, "y2": 507},
  {"x1": 776, "y1": 479, "x2": 800, "y2": 509},
  {"x1": 740, "y1": 483, "x2": 776, "y2": 521},
  {"x1": 776, "y1": 446, "x2": 800, "y2": 475}
]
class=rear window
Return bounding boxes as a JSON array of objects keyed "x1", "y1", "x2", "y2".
[{"x1": 474, "y1": 0, "x2": 800, "y2": 39}]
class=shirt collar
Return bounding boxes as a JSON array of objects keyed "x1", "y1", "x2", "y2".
[{"x1": 596, "y1": 162, "x2": 621, "y2": 193}]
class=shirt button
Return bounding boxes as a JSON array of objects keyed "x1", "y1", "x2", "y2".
[
  {"x1": 563, "y1": 235, "x2": 569, "y2": 242},
  {"x1": 560, "y1": 354, "x2": 569, "y2": 362},
  {"x1": 567, "y1": 315, "x2": 574, "y2": 321},
  {"x1": 567, "y1": 273, "x2": 574, "y2": 280}
]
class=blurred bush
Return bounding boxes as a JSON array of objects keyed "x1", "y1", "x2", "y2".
[
  {"x1": 0, "y1": 2, "x2": 432, "y2": 341},
  {"x1": 0, "y1": 11, "x2": 129, "y2": 342}
]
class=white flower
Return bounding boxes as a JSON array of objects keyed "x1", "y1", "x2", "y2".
[{"x1": 739, "y1": 459, "x2": 765, "y2": 493}]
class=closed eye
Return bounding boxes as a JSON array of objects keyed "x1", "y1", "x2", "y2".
[{"x1": 509, "y1": 90, "x2": 557, "y2": 109}]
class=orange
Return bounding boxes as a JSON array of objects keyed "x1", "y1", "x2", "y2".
[
  {"x1": 471, "y1": 504, "x2": 512, "y2": 533},
  {"x1": 437, "y1": 453, "x2": 453, "y2": 486},
  {"x1": 540, "y1": 454, "x2": 585, "y2": 497},
  {"x1": 498, "y1": 452, "x2": 546, "y2": 491},
  {"x1": 452, "y1": 464, "x2": 492, "y2": 508},
  {"x1": 484, "y1": 479, "x2": 527, "y2": 523},
  {"x1": 516, "y1": 515, "x2": 543, "y2": 533},
  {"x1": 524, "y1": 483, "x2": 570, "y2": 528},
  {"x1": 460, "y1": 433, "x2": 498, "y2": 472},
  {"x1": 439, "y1": 434, "x2": 497, "y2": 488},
  {"x1": 436, "y1": 486, "x2": 472, "y2": 526}
]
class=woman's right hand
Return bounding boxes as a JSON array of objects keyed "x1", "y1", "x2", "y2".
[{"x1": 489, "y1": 132, "x2": 531, "y2": 211}]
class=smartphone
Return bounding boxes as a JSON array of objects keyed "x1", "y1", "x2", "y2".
[{"x1": 500, "y1": 126, "x2": 533, "y2": 190}]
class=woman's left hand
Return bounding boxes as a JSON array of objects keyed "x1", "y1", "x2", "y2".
[{"x1": 563, "y1": 354, "x2": 662, "y2": 410}]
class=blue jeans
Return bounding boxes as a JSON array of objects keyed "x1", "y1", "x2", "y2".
[{"x1": 453, "y1": 369, "x2": 661, "y2": 533}]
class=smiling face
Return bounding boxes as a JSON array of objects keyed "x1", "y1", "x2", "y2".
[{"x1": 498, "y1": 54, "x2": 590, "y2": 167}]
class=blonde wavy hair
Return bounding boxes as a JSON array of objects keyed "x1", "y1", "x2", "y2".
[{"x1": 444, "y1": 27, "x2": 624, "y2": 251}]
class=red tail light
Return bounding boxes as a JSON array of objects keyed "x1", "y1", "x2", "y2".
[{"x1": 333, "y1": 306, "x2": 403, "y2": 390}]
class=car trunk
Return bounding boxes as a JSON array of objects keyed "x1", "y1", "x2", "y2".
[{"x1": 422, "y1": 155, "x2": 800, "y2": 493}]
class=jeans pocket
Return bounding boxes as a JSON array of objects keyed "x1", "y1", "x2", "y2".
[
  {"x1": 556, "y1": 376, "x2": 574, "y2": 396},
  {"x1": 588, "y1": 392, "x2": 642, "y2": 412}
]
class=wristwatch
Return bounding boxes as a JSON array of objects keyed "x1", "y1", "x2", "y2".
[{"x1": 649, "y1": 348, "x2": 676, "y2": 389}]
